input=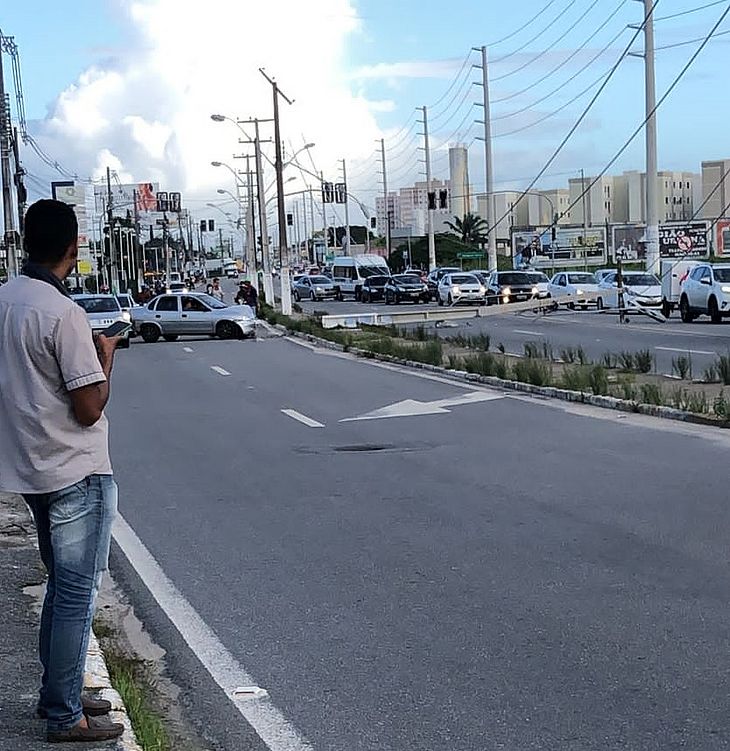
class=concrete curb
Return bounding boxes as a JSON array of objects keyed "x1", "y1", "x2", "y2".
[
  {"x1": 273, "y1": 324, "x2": 730, "y2": 430},
  {"x1": 85, "y1": 633, "x2": 143, "y2": 751}
]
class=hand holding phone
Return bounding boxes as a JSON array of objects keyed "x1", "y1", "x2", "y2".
[{"x1": 100, "y1": 320, "x2": 132, "y2": 338}]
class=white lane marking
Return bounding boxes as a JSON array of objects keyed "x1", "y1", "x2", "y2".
[
  {"x1": 513, "y1": 329, "x2": 543, "y2": 336},
  {"x1": 655, "y1": 346, "x2": 716, "y2": 356},
  {"x1": 112, "y1": 515, "x2": 312, "y2": 751},
  {"x1": 341, "y1": 391, "x2": 504, "y2": 422},
  {"x1": 211, "y1": 366, "x2": 231, "y2": 376},
  {"x1": 281, "y1": 409, "x2": 325, "y2": 428},
  {"x1": 184, "y1": 347, "x2": 194, "y2": 353}
]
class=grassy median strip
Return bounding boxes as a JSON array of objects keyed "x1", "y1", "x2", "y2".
[
  {"x1": 262, "y1": 304, "x2": 730, "y2": 423},
  {"x1": 93, "y1": 620, "x2": 171, "y2": 751}
]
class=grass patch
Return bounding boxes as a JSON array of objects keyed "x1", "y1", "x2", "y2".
[
  {"x1": 512, "y1": 358, "x2": 552, "y2": 386},
  {"x1": 462, "y1": 352, "x2": 510, "y2": 379},
  {"x1": 716, "y1": 353, "x2": 730, "y2": 385},
  {"x1": 93, "y1": 619, "x2": 171, "y2": 751},
  {"x1": 367, "y1": 337, "x2": 443, "y2": 365}
]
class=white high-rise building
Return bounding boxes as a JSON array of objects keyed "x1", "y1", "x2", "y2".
[
  {"x1": 375, "y1": 192, "x2": 402, "y2": 237},
  {"x1": 449, "y1": 145, "x2": 471, "y2": 220},
  {"x1": 612, "y1": 170, "x2": 700, "y2": 223}
]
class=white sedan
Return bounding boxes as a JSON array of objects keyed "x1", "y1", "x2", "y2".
[
  {"x1": 596, "y1": 272, "x2": 662, "y2": 310},
  {"x1": 437, "y1": 273, "x2": 486, "y2": 306},
  {"x1": 548, "y1": 272, "x2": 601, "y2": 309}
]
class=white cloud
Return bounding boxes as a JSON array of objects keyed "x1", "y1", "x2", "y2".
[
  {"x1": 29, "y1": 0, "x2": 384, "y2": 211},
  {"x1": 352, "y1": 59, "x2": 464, "y2": 82}
]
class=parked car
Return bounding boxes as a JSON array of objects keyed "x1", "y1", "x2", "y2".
[
  {"x1": 678, "y1": 263, "x2": 730, "y2": 323},
  {"x1": 485, "y1": 271, "x2": 551, "y2": 305},
  {"x1": 596, "y1": 271, "x2": 662, "y2": 310},
  {"x1": 426, "y1": 266, "x2": 461, "y2": 300},
  {"x1": 291, "y1": 274, "x2": 338, "y2": 302},
  {"x1": 437, "y1": 273, "x2": 486, "y2": 306},
  {"x1": 71, "y1": 294, "x2": 131, "y2": 348},
  {"x1": 594, "y1": 268, "x2": 617, "y2": 285},
  {"x1": 168, "y1": 281, "x2": 188, "y2": 294},
  {"x1": 660, "y1": 259, "x2": 701, "y2": 318},
  {"x1": 132, "y1": 293, "x2": 256, "y2": 342},
  {"x1": 360, "y1": 275, "x2": 391, "y2": 303},
  {"x1": 384, "y1": 274, "x2": 430, "y2": 304},
  {"x1": 548, "y1": 272, "x2": 600, "y2": 308}
]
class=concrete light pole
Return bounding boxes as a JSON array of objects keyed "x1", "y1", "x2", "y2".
[
  {"x1": 641, "y1": 0, "x2": 659, "y2": 275},
  {"x1": 380, "y1": 138, "x2": 390, "y2": 259},
  {"x1": 474, "y1": 46, "x2": 497, "y2": 271},
  {"x1": 421, "y1": 106, "x2": 436, "y2": 272}
]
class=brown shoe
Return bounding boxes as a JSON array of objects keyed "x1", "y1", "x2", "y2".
[
  {"x1": 47, "y1": 717, "x2": 124, "y2": 743},
  {"x1": 37, "y1": 695, "x2": 112, "y2": 719}
]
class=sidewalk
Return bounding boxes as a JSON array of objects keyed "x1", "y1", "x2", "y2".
[{"x1": 0, "y1": 493, "x2": 138, "y2": 750}]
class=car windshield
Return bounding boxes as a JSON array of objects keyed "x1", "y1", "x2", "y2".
[
  {"x1": 196, "y1": 294, "x2": 228, "y2": 309},
  {"x1": 498, "y1": 273, "x2": 546, "y2": 285},
  {"x1": 624, "y1": 274, "x2": 659, "y2": 286},
  {"x1": 368, "y1": 276, "x2": 390, "y2": 285},
  {"x1": 393, "y1": 275, "x2": 419, "y2": 284},
  {"x1": 359, "y1": 264, "x2": 389, "y2": 278},
  {"x1": 567, "y1": 274, "x2": 596, "y2": 284},
  {"x1": 75, "y1": 297, "x2": 120, "y2": 313},
  {"x1": 451, "y1": 274, "x2": 478, "y2": 284},
  {"x1": 310, "y1": 276, "x2": 331, "y2": 284},
  {"x1": 713, "y1": 268, "x2": 730, "y2": 282}
]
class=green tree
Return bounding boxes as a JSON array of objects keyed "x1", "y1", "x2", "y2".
[{"x1": 444, "y1": 212, "x2": 489, "y2": 246}]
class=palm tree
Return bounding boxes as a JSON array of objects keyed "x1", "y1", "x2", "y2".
[{"x1": 444, "y1": 212, "x2": 489, "y2": 246}]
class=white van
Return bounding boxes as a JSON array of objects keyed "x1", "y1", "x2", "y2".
[{"x1": 331, "y1": 255, "x2": 390, "y2": 300}]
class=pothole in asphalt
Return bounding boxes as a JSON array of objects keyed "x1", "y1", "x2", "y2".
[{"x1": 296, "y1": 443, "x2": 433, "y2": 455}]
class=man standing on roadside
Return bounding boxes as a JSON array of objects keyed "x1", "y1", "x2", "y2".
[{"x1": 0, "y1": 200, "x2": 124, "y2": 743}]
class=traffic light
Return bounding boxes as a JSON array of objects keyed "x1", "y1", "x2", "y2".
[
  {"x1": 370, "y1": 217, "x2": 377, "y2": 229},
  {"x1": 427, "y1": 191, "x2": 436, "y2": 210},
  {"x1": 439, "y1": 190, "x2": 448, "y2": 210},
  {"x1": 200, "y1": 220, "x2": 206, "y2": 233},
  {"x1": 334, "y1": 183, "x2": 347, "y2": 204},
  {"x1": 156, "y1": 191, "x2": 169, "y2": 212},
  {"x1": 208, "y1": 219, "x2": 215, "y2": 232},
  {"x1": 286, "y1": 213, "x2": 293, "y2": 227},
  {"x1": 321, "y1": 182, "x2": 334, "y2": 204}
]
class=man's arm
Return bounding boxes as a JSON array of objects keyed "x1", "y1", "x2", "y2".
[{"x1": 68, "y1": 335, "x2": 119, "y2": 427}]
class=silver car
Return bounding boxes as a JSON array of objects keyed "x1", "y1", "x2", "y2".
[
  {"x1": 71, "y1": 294, "x2": 131, "y2": 348},
  {"x1": 132, "y1": 292, "x2": 256, "y2": 342},
  {"x1": 291, "y1": 274, "x2": 338, "y2": 302}
]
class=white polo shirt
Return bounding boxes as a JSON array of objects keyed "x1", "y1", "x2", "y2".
[{"x1": 0, "y1": 276, "x2": 112, "y2": 494}]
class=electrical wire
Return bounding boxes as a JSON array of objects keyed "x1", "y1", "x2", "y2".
[
  {"x1": 428, "y1": 64, "x2": 476, "y2": 125},
  {"x1": 492, "y1": 0, "x2": 580, "y2": 65},
  {"x1": 492, "y1": 2, "x2": 629, "y2": 104},
  {"x1": 427, "y1": 86, "x2": 475, "y2": 132},
  {"x1": 486, "y1": 0, "x2": 562, "y2": 47},
  {"x1": 492, "y1": 0, "x2": 603, "y2": 82},
  {"x1": 652, "y1": 27, "x2": 730, "y2": 50},
  {"x1": 426, "y1": 50, "x2": 475, "y2": 110},
  {"x1": 432, "y1": 110, "x2": 478, "y2": 150},
  {"x1": 655, "y1": 0, "x2": 726, "y2": 22},
  {"x1": 545, "y1": 2, "x2": 730, "y2": 278},
  {"x1": 486, "y1": 1, "x2": 659, "y2": 237},
  {"x1": 492, "y1": 25, "x2": 627, "y2": 121}
]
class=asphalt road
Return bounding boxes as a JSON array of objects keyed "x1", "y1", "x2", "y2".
[
  {"x1": 286, "y1": 292, "x2": 730, "y2": 375},
  {"x1": 106, "y1": 331, "x2": 730, "y2": 750}
]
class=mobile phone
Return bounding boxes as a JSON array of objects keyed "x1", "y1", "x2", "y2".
[{"x1": 100, "y1": 320, "x2": 132, "y2": 338}]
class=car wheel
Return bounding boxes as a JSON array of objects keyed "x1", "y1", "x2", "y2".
[
  {"x1": 216, "y1": 320, "x2": 239, "y2": 340},
  {"x1": 354, "y1": 287, "x2": 362, "y2": 302},
  {"x1": 335, "y1": 289, "x2": 343, "y2": 301},
  {"x1": 708, "y1": 296, "x2": 722, "y2": 324},
  {"x1": 679, "y1": 295, "x2": 694, "y2": 323},
  {"x1": 293, "y1": 290, "x2": 300, "y2": 302},
  {"x1": 393, "y1": 294, "x2": 399, "y2": 305},
  {"x1": 438, "y1": 296, "x2": 444, "y2": 307},
  {"x1": 162, "y1": 334, "x2": 179, "y2": 342},
  {"x1": 140, "y1": 324, "x2": 160, "y2": 343},
  {"x1": 596, "y1": 297, "x2": 604, "y2": 311},
  {"x1": 362, "y1": 291, "x2": 369, "y2": 303},
  {"x1": 310, "y1": 290, "x2": 317, "y2": 302},
  {"x1": 568, "y1": 302, "x2": 575, "y2": 310},
  {"x1": 662, "y1": 300, "x2": 672, "y2": 319},
  {"x1": 447, "y1": 293, "x2": 453, "y2": 306}
]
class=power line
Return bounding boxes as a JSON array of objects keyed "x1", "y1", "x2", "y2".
[
  {"x1": 493, "y1": 0, "x2": 603, "y2": 82},
  {"x1": 492, "y1": 25, "x2": 627, "y2": 121},
  {"x1": 492, "y1": 0, "x2": 581, "y2": 65},
  {"x1": 486, "y1": 0, "x2": 562, "y2": 47},
  {"x1": 486, "y1": 1, "x2": 659, "y2": 236},
  {"x1": 655, "y1": 0, "x2": 726, "y2": 22},
  {"x1": 492, "y1": 1, "x2": 629, "y2": 104},
  {"x1": 426, "y1": 50, "x2": 475, "y2": 110},
  {"x1": 652, "y1": 26, "x2": 730, "y2": 51}
]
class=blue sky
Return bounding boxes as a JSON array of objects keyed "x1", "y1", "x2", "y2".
[{"x1": 2, "y1": 0, "x2": 729, "y2": 201}]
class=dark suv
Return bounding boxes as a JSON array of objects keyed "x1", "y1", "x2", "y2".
[{"x1": 360, "y1": 275, "x2": 391, "y2": 303}]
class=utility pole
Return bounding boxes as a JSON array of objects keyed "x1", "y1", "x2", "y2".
[
  {"x1": 421, "y1": 106, "x2": 436, "y2": 272},
  {"x1": 0, "y1": 47, "x2": 18, "y2": 278},
  {"x1": 581, "y1": 168, "x2": 589, "y2": 272},
  {"x1": 341, "y1": 159, "x2": 351, "y2": 255},
  {"x1": 249, "y1": 118, "x2": 273, "y2": 303},
  {"x1": 380, "y1": 138, "x2": 391, "y2": 259},
  {"x1": 642, "y1": 0, "x2": 659, "y2": 275},
  {"x1": 308, "y1": 187, "x2": 315, "y2": 264},
  {"x1": 260, "y1": 68, "x2": 294, "y2": 315},
  {"x1": 475, "y1": 46, "x2": 497, "y2": 271},
  {"x1": 106, "y1": 167, "x2": 119, "y2": 292},
  {"x1": 132, "y1": 189, "x2": 143, "y2": 292},
  {"x1": 245, "y1": 155, "x2": 258, "y2": 292}
]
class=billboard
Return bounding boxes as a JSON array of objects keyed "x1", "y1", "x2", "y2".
[
  {"x1": 511, "y1": 226, "x2": 606, "y2": 268},
  {"x1": 52, "y1": 181, "x2": 93, "y2": 269},
  {"x1": 612, "y1": 224, "x2": 646, "y2": 261},
  {"x1": 715, "y1": 219, "x2": 730, "y2": 257},
  {"x1": 658, "y1": 221, "x2": 710, "y2": 259}
]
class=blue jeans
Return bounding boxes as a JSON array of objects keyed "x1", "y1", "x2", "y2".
[{"x1": 24, "y1": 475, "x2": 117, "y2": 731}]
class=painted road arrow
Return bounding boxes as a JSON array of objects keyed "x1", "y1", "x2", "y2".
[{"x1": 340, "y1": 391, "x2": 504, "y2": 422}]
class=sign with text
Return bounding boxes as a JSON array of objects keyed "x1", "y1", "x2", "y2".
[
  {"x1": 511, "y1": 226, "x2": 606, "y2": 268},
  {"x1": 658, "y1": 221, "x2": 710, "y2": 259}
]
